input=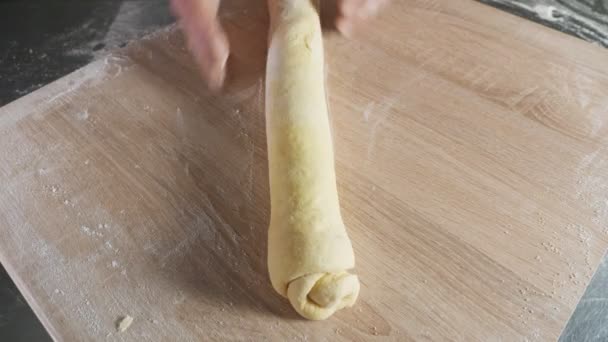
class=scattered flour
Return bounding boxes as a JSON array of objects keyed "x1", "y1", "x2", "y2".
[
  {"x1": 533, "y1": 5, "x2": 558, "y2": 21},
  {"x1": 81, "y1": 225, "x2": 103, "y2": 238},
  {"x1": 76, "y1": 109, "x2": 89, "y2": 121},
  {"x1": 116, "y1": 315, "x2": 134, "y2": 333}
]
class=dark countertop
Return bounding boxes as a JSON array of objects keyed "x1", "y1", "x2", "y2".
[
  {"x1": 561, "y1": 257, "x2": 608, "y2": 342},
  {"x1": 0, "y1": 0, "x2": 173, "y2": 107},
  {"x1": 478, "y1": 0, "x2": 608, "y2": 47},
  {"x1": 0, "y1": 0, "x2": 607, "y2": 341}
]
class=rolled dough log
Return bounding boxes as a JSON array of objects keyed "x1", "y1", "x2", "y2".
[{"x1": 265, "y1": 0, "x2": 360, "y2": 320}]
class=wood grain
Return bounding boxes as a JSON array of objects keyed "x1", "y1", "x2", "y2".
[{"x1": 1, "y1": 0, "x2": 608, "y2": 340}]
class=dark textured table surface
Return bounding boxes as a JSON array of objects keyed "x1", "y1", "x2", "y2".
[
  {"x1": 478, "y1": 0, "x2": 608, "y2": 47},
  {"x1": 0, "y1": 0, "x2": 607, "y2": 341}
]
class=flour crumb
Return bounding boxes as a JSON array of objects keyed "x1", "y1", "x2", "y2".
[
  {"x1": 111, "y1": 260, "x2": 119, "y2": 268},
  {"x1": 81, "y1": 225, "x2": 103, "y2": 237},
  {"x1": 116, "y1": 315, "x2": 134, "y2": 332},
  {"x1": 533, "y1": 5, "x2": 558, "y2": 21},
  {"x1": 76, "y1": 109, "x2": 89, "y2": 121}
]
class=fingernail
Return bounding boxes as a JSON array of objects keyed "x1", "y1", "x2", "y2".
[
  {"x1": 340, "y1": 0, "x2": 359, "y2": 17},
  {"x1": 336, "y1": 17, "x2": 354, "y2": 38},
  {"x1": 207, "y1": 52, "x2": 227, "y2": 92},
  {"x1": 364, "y1": 0, "x2": 382, "y2": 17},
  {"x1": 208, "y1": 68, "x2": 225, "y2": 92}
]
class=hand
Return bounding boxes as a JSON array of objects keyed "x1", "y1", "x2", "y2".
[
  {"x1": 170, "y1": 0, "x2": 228, "y2": 91},
  {"x1": 336, "y1": 0, "x2": 390, "y2": 37},
  {"x1": 171, "y1": 0, "x2": 389, "y2": 89}
]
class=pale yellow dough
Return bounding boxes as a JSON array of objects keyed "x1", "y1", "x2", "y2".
[{"x1": 265, "y1": 0, "x2": 360, "y2": 320}]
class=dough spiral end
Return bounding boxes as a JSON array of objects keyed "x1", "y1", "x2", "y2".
[{"x1": 287, "y1": 272, "x2": 360, "y2": 320}]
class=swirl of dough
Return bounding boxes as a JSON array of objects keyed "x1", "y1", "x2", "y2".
[{"x1": 287, "y1": 272, "x2": 360, "y2": 320}]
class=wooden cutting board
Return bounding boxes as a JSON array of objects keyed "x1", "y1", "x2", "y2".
[{"x1": 1, "y1": 0, "x2": 608, "y2": 340}]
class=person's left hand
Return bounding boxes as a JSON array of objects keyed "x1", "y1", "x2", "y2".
[{"x1": 170, "y1": 0, "x2": 228, "y2": 91}]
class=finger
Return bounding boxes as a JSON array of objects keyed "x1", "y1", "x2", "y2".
[
  {"x1": 336, "y1": 15, "x2": 372, "y2": 38},
  {"x1": 336, "y1": 0, "x2": 365, "y2": 37},
  {"x1": 170, "y1": 0, "x2": 220, "y2": 18},
  {"x1": 171, "y1": 0, "x2": 228, "y2": 90},
  {"x1": 184, "y1": 20, "x2": 229, "y2": 91},
  {"x1": 335, "y1": 16, "x2": 355, "y2": 37},
  {"x1": 336, "y1": 0, "x2": 389, "y2": 37},
  {"x1": 337, "y1": 0, "x2": 368, "y2": 18},
  {"x1": 342, "y1": 0, "x2": 388, "y2": 19},
  {"x1": 360, "y1": 0, "x2": 385, "y2": 19}
]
